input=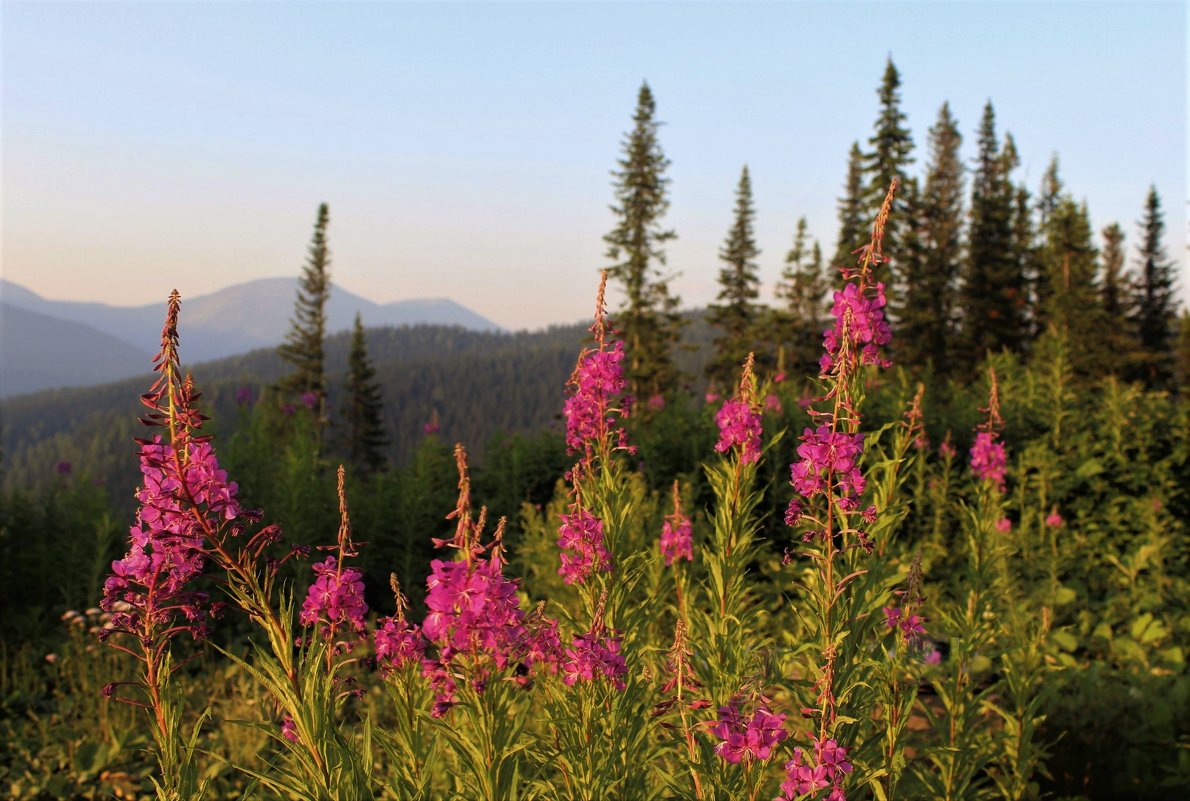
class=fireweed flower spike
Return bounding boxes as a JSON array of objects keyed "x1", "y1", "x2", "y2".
[
  {"x1": 970, "y1": 367, "x2": 1007, "y2": 490},
  {"x1": 560, "y1": 589, "x2": 627, "y2": 691},
  {"x1": 374, "y1": 574, "x2": 425, "y2": 675},
  {"x1": 714, "y1": 353, "x2": 762, "y2": 464},
  {"x1": 660, "y1": 479, "x2": 693, "y2": 566},
  {"x1": 422, "y1": 447, "x2": 556, "y2": 715},
  {"x1": 99, "y1": 290, "x2": 253, "y2": 794},
  {"x1": 299, "y1": 467, "x2": 368, "y2": 651},
  {"x1": 562, "y1": 270, "x2": 632, "y2": 464},
  {"x1": 782, "y1": 180, "x2": 898, "y2": 796},
  {"x1": 708, "y1": 699, "x2": 788, "y2": 764}
]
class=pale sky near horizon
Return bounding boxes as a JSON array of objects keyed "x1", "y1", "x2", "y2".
[{"x1": 2, "y1": 0, "x2": 1186, "y2": 331}]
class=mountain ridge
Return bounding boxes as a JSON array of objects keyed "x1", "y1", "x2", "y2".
[{"x1": 0, "y1": 277, "x2": 504, "y2": 396}]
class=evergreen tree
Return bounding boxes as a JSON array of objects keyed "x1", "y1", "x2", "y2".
[
  {"x1": 897, "y1": 102, "x2": 963, "y2": 373},
  {"x1": 1100, "y1": 222, "x2": 1129, "y2": 319},
  {"x1": 774, "y1": 217, "x2": 830, "y2": 377},
  {"x1": 1010, "y1": 183, "x2": 1039, "y2": 339},
  {"x1": 1175, "y1": 310, "x2": 1190, "y2": 392},
  {"x1": 1133, "y1": 186, "x2": 1177, "y2": 387},
  {"x1": 604, "y1": 82, "x2": 684, "y2": 400},
  {"x1": 862, "y1": 58, "x2": 915, "y2": 287},
  {"x1": 345, "y1": 313, "x2": 389, "y2": 474},
  {"x1": 1037, "y1": 155, "x2": 1063, "y2": 229},
  {"x1": 278, "y1": 203, "x2": 332, "y2": 405},
  {"x1": 958, "y1": 103, "x2": 1028, "y2": 365},
  {"x1": 833, "y1": 142, "x2": 867, "y2": 270},
  {"x1": 708, "y1": 166, "x2": 763, "y2": 385},
  {"x1": 1038, "y1": 196, "x2": 1104, "y2": 374},
  {"x1": 1098, "y1": 222, "x2": 1143, "y2": 376}
]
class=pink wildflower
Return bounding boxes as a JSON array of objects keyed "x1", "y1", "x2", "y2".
[
  {"x1": 708, "y1": 702, "x2": 788, "y2": 764},
  {"x1": 995, "y1": 517, "x2": 1012, "y2": 533},
  {"x1": 705, "y1": 391, "x2": 721, "y2": 404},
  {"x1": 819, "y1": 281, "x2": 892, "y2": 374},
  {"x1": 764, "y1": 393, "x2": 784, "y2": 415},
  {"x1": 790, "y1": 425, "x2": 866, "y2": 504},
  {"x1": 561, "y1": 628, "x2": 627, "y2": 690},
  {"x1": 715, "y1": 400, "x2": 762, "y2": 464},
  {"x1": 970, "y1": 431, "x2": 1007, "y2": 490},
  {"x1": 280, "y1": 714, "x2": 299, "y2": 743},
  {"x1": 1045, "y1": 510, "x2": 1064, "y2": 528},
  {"x1": 373, "y1": 617, "x2": 425, "y2": 674},
  {"x1": 557, "y1": 506, "x2": 611, "y2": 585},
  {"x1": 563, "y1": 340, "x2": 629, "y2": 455},
  {"x1": 299, "y1": 556, "x2": 368, "y2": 636},
  {"x1": 660, "y1": 481, "x2": 693, "y2": 566},
  {"x1": 779, "y1": 736, "x2": 853, "y2": 801},
  {"x1": 423, "y1": 557, "x2": 526, "y2": 667}
]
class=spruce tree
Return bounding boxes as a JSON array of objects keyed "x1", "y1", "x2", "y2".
[
  {"x1": 1100, "y1": 222, "x2": 1129, "y2": 319},
  {"x1": 345, "y1": 313, "x2": 389, "y2": 474},
  {"x1": 1175, "y1": 310, "x2": 1190, "y2": 392},
  {"x1": 708, "y1": 166, "x2": 763, "y2": 385},
  {"x1": 898, "y1": 102, "x2": 963, "y2": 373},
  {"x1": 774, "y1": 217, "x2": 830, "y2": 377},
  {"x1": 1133, "y1": 186, "x2": 1177, "y2": 387},
  {"x1": 1098, "y1": 222, "x2": 1143, "y2": 375},
  {"x1": 1037, "y1": 155, "x2": 1063, "y2": 230},
  {"x1": 1038, "y1": 196, "x2": 1104, "y2": 374},
  {"x1": 862, "y1": 58, "x2": 915, "y2": 287},
  {"x1": 1010, "y1": 183, "x2": 1039, "y2": 339},
  {"x1": 834, "y1": 142, "x2": 867, "y2": 270},
  {"x1": 958, "y1": 103, "x2": 1028, "y2": 365},
  {"x1": 278, "y1": 203, "x2": 332, "y2": 404},
  {"x1": 604, "y1": 82, "x2": 684, "y2": 400}
]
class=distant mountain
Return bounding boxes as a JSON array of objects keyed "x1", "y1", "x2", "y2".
[
  {"x1": 0, "y1": 303, "x2": 154, "y2": 397},
  {"x1": 0, "y1": 278, "x2": 503, "y2": 396}
]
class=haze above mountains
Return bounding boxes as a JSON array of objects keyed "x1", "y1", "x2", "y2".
[{"x1": 0, "y1": 278, "x2": 502, "y2": 397}]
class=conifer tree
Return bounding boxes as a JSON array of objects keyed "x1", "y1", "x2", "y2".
[
  {"x1": 862, "y1": 58, "x2": 915, "y2": 286},
  {"x1": 1133, "y1": 186, "x2": 1177, "y2": 387},
  {"x1": 833, "y1": 142, "x2": 867, "y2": 270},
  {"x1": 1038, "y1": 196, "x2": 1104, "y2": 373},
  {"x1": 1100, "y1": 222, "x2": 1129, "y2": 320},
  {"x1": 897, "y1": 102, "x2": 963, "y2": 372},
  {"x1": 604, "y1": 82, "x2": 684, "y2": 400},
  {"x1": 708, "y1": 166, "x2": 763, "y2": 385},
  {"x1": 774, "y1": 217, "x2": 830, "y2": 377},
  {"x1": 1175, "y1": 310, "x2": 1190, "y2": 392},
  {"x1": 345, "y1": 313, "x2": 388, "y2": 474},
  {"x1": 958, "y1": 103, "x2": 1028, "y2": 365},
  {"x1": 1098, "y1": 222, "x2": 1143, "y2": 375},
  {"x1": 1037, "y1": 155, "x2": 1063, "y2": 230},
  {"x1": 1010, "y1": 183, "x2": 1039, "y2": 339},
  {"x1": 278, "y1": 203, "x2": 332, "y2": 404}
]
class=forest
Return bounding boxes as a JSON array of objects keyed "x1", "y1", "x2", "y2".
[{"x1": 1, "y1": 62, "x2": 1186, "y2": 801}]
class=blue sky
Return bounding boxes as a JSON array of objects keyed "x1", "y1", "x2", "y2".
[{"x1": 2, "y1": 0, "x2": 1185, "y2": 330}]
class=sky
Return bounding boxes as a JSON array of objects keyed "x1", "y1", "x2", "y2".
[{"x1": 2, "y1": 0, "x2": 1186, "y2": 331}]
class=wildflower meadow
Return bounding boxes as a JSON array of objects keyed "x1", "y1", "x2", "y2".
[{"x1": 2, "y1": 176, "x2": 1186, "y2": 801}]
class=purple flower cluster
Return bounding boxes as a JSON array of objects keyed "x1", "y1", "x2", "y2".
[
  {"x1": 969, "y1": 431, "x2": 1007, "y2": 490},
  {"x1": 561, "y1": 627, "x2": 627, "y2": 691},
  {"x1": 557, "y1": 506, "x2": 610, "y2": 585},
  {"x1": 779, "y1": 737, "x2": 853, "y2": 801},
  {"x1": 563, "y1": 340, "x2": 629, "y2": 455},
  {"x1": 102, "y1": 436, "x2": 244, "y2": 641},
  {"x1": 373, "y1": 616, "x2": 425, "y2": 674},
  {"x1": 790, "y1": 426, "x2": 866, "y2": 508},
  {"x1": 714, "y1": 399, "x2": 763, "y2": 464},
  {"x1": 820, "y1": 281, "x2": 892, "y2": 374},
  {"x1": 298, "y1": 556, "x2": 368, "y2": 637},
  {"x1": 660, "y1": 516, "x2": 693, "y2": 566},
  {"x1": 708, "y1": 702, "x2": 788, "y2": 764},
  {"x1": 884, "y1": 605, "x2": 926, "y2": 644},
  {"x1": 423, "y1": 557, "x2": 526, "y2": 667}
]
